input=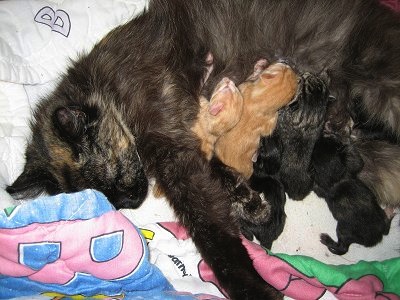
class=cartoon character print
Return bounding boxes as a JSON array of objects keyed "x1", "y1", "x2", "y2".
[
  {"x1": 34, "y1": 6, "x2": 71, "y2": 37},
  {"x1": 0, "y1": 190, "x2": 172, "y2": 299},
  {"x1": 156, "y1": 222, "x2": 400, "y2": 300},
  {"x1": 1, "y1": 211, "x2": 144, "y2": 284}
]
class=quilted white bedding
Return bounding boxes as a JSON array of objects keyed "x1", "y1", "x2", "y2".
[{"x1": 0, "y1": 1, "x2": 399, "y2": 299}]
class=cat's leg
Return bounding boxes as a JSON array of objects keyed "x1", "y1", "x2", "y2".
[
  {"x1": 246, "y1": 176, "x2": 287, "y2": 249},
  {"x1": 143, "y1": 135, "x2": 282, "y2": 300},
  {"x1": 244, "y1": 135, "x2": 287, "y2": 248}
]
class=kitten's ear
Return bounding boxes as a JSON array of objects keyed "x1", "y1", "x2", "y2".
[
  {"x1": 209, "y1": 102, "x2": 224, "y2": 116},
  {"x1": 53, "y1": 106, "x2": 87, "y2": 140},
  {"x1": 6, "y1": 156, "x2": 59, "y2": 200}
]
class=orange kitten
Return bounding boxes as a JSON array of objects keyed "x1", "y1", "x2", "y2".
[
  {"x1": 153, "y1": 77, "x2": 243, "y2": 198},
  {"x1": 192, "y1": 77, "x2": 244, "y2": 160},
  {"x1": 215, "y1": 62, "x2": 298, "y2": 178}
]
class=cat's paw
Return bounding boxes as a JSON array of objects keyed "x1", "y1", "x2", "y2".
[{"x1": 320, "y1": 233, "x2": 349, "y2": 255}]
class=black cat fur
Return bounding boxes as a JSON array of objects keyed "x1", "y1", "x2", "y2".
[
  {"x1": 311, "y1": 137, "x2": 392, "y2": 255},
  {"x1": 249, "y1": 74, "x2": 393, "y2": 253},
  {"x1": 270, "y1": 72, "x2": 332, "y2": 200},
  {"x1": 6, "y1": 0, "x2": 400, "y2": 298},
  {"x1": 245, "y1": 134, "x2": 287, "y2": 249},
  {"x1": 246, "y1": 72, "x2": 331, "y2": 248}
]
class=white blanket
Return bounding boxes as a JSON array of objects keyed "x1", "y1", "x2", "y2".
[{"x1": 1, "y1": 1, "x2": 399, "y2": 299}]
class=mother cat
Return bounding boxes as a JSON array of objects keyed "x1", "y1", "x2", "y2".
[{"x1": 7, "y1": 0, "x2": 400, "y2": 299}]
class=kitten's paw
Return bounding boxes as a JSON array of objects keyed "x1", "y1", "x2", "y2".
[
  {"x1": 320, "y1": 233, "x2": 349, "y2": 255},
  {"x1": 247, "y1": 58, "x2": 269, "y2": 80},
  {"x1": 231, "y1": 178, "x2": 271, "y2": 224}
]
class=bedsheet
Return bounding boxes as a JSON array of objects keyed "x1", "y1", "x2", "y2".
[
  {"x1": 0, "y1": 1, "x2": 399, "y2": 299},
  {"x1": 1, "y1": 190, "x2": 399, "y2": 300}
]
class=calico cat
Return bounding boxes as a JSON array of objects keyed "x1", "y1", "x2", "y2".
[{"x1": 7, "y1": 0, "x2": 400, "y2": 298}]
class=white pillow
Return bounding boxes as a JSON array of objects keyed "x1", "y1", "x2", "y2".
[{"x1": 0, "y1": 0, "x2": 148, "y2": 84}]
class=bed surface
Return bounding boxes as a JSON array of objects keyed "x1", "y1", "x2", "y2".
[{"x1": 0, "y1": 1, "x2": 399, "y2": 299}]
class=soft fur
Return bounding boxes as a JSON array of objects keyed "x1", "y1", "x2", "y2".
[
  {"x1": 270, "y1": 72, "x2": 331, "y2": 200},
  {"x1": 215, "y1": 62, "x2": 298, "y2": 178},
  {"x1": 6, "y1": 0, "x2": 400, "y2": 298},
  {"x1": 193, "y1": 78, "x2": 244, "y2": 160},
  {"x1": 153, "y1": 76, "x2": 244, "y2": 197},
  {"x1": 245, "y1": 72, "x2": 331, "y2": 248},
  {"x1": 249, "y1": 81, "x2": 395, "y2": 253},
  {"x1": 311, "y1": 137, "x2": 392, "y2": 255},
  {"x1": 245, "y1": 134, "x2": 287, "y2": 249},
  {"x1": 355, "y1": 139, "x2": 400, "y2": 209}
]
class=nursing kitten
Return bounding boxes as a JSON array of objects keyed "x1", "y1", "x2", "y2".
[
  {"x1": 244, "y1": 72, "x2": 331, "y2": 248},
  {"x1": 7, "y1": 0, "x2": 400, "y2": 298},
  {"x1": 215, "y1": 62, "x2": 298, "y2": 178},
  {"x1": 249, "y1": 78, "x2": 394, "y2": 253},
  {"x1": 271, "y1": 73, "x2": 331, "y2": 200},
  {"x1": 311, "y1": 137, "x2": 392, "y2": 255},
  {"x1": 153, "y1": 76, "x2": 243, "y2": 197},
  {"x1": 245, "y1": 134, "x2": 287, "y2": 249},
  {"x1": 192, "y1": 77, "x2": 244, "y2": 160}
]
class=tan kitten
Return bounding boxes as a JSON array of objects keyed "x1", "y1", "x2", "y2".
[
  {"x1": 215, "y1": 62, "x2": 299, "y2": 178},
  {"x1": 192, "y1": 77, "x2": 244, "y2": 160},
  {"x1": 153, "y1": 77, "x2": 243, "y2": 198}
]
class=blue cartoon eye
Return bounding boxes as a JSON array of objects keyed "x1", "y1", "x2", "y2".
[
  {"x1": 90, "y1": 231, "x2": 124, "y2": 262},
  {"x1": 19, "y1": 242, "x2": 61, "y2": 270}
]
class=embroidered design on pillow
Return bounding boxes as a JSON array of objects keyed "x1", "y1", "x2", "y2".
[{"x1": 34, "y1": 6, "x2": 71, "y2": 37}]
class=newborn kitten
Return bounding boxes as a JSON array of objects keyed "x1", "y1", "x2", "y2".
[
  {"x1": 215, "y1": 61, "x2": 298, "y2": 178},
  {"x1": 312, "y1": 136, "x2": 393, "y2": 255},
  {"x1": 153, "y1": 76, "x2": 243, "y2": 197}
]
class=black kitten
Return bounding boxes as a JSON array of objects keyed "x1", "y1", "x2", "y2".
[
  {"x1": 311, "y1": 137, "x2": 392, "y2": 255},
  {"x1": 245, "y1": 72, "x2": 331, "y2": 248},
  {"x1": 271, "y1": 72, "x2": 331, "y2": 200},
  {"x1": 245, "y1": 134, "x2": 287, "y2": 249},
  {"x1": 250, "y1": 78, "x2": 392, "y2": 253}
]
